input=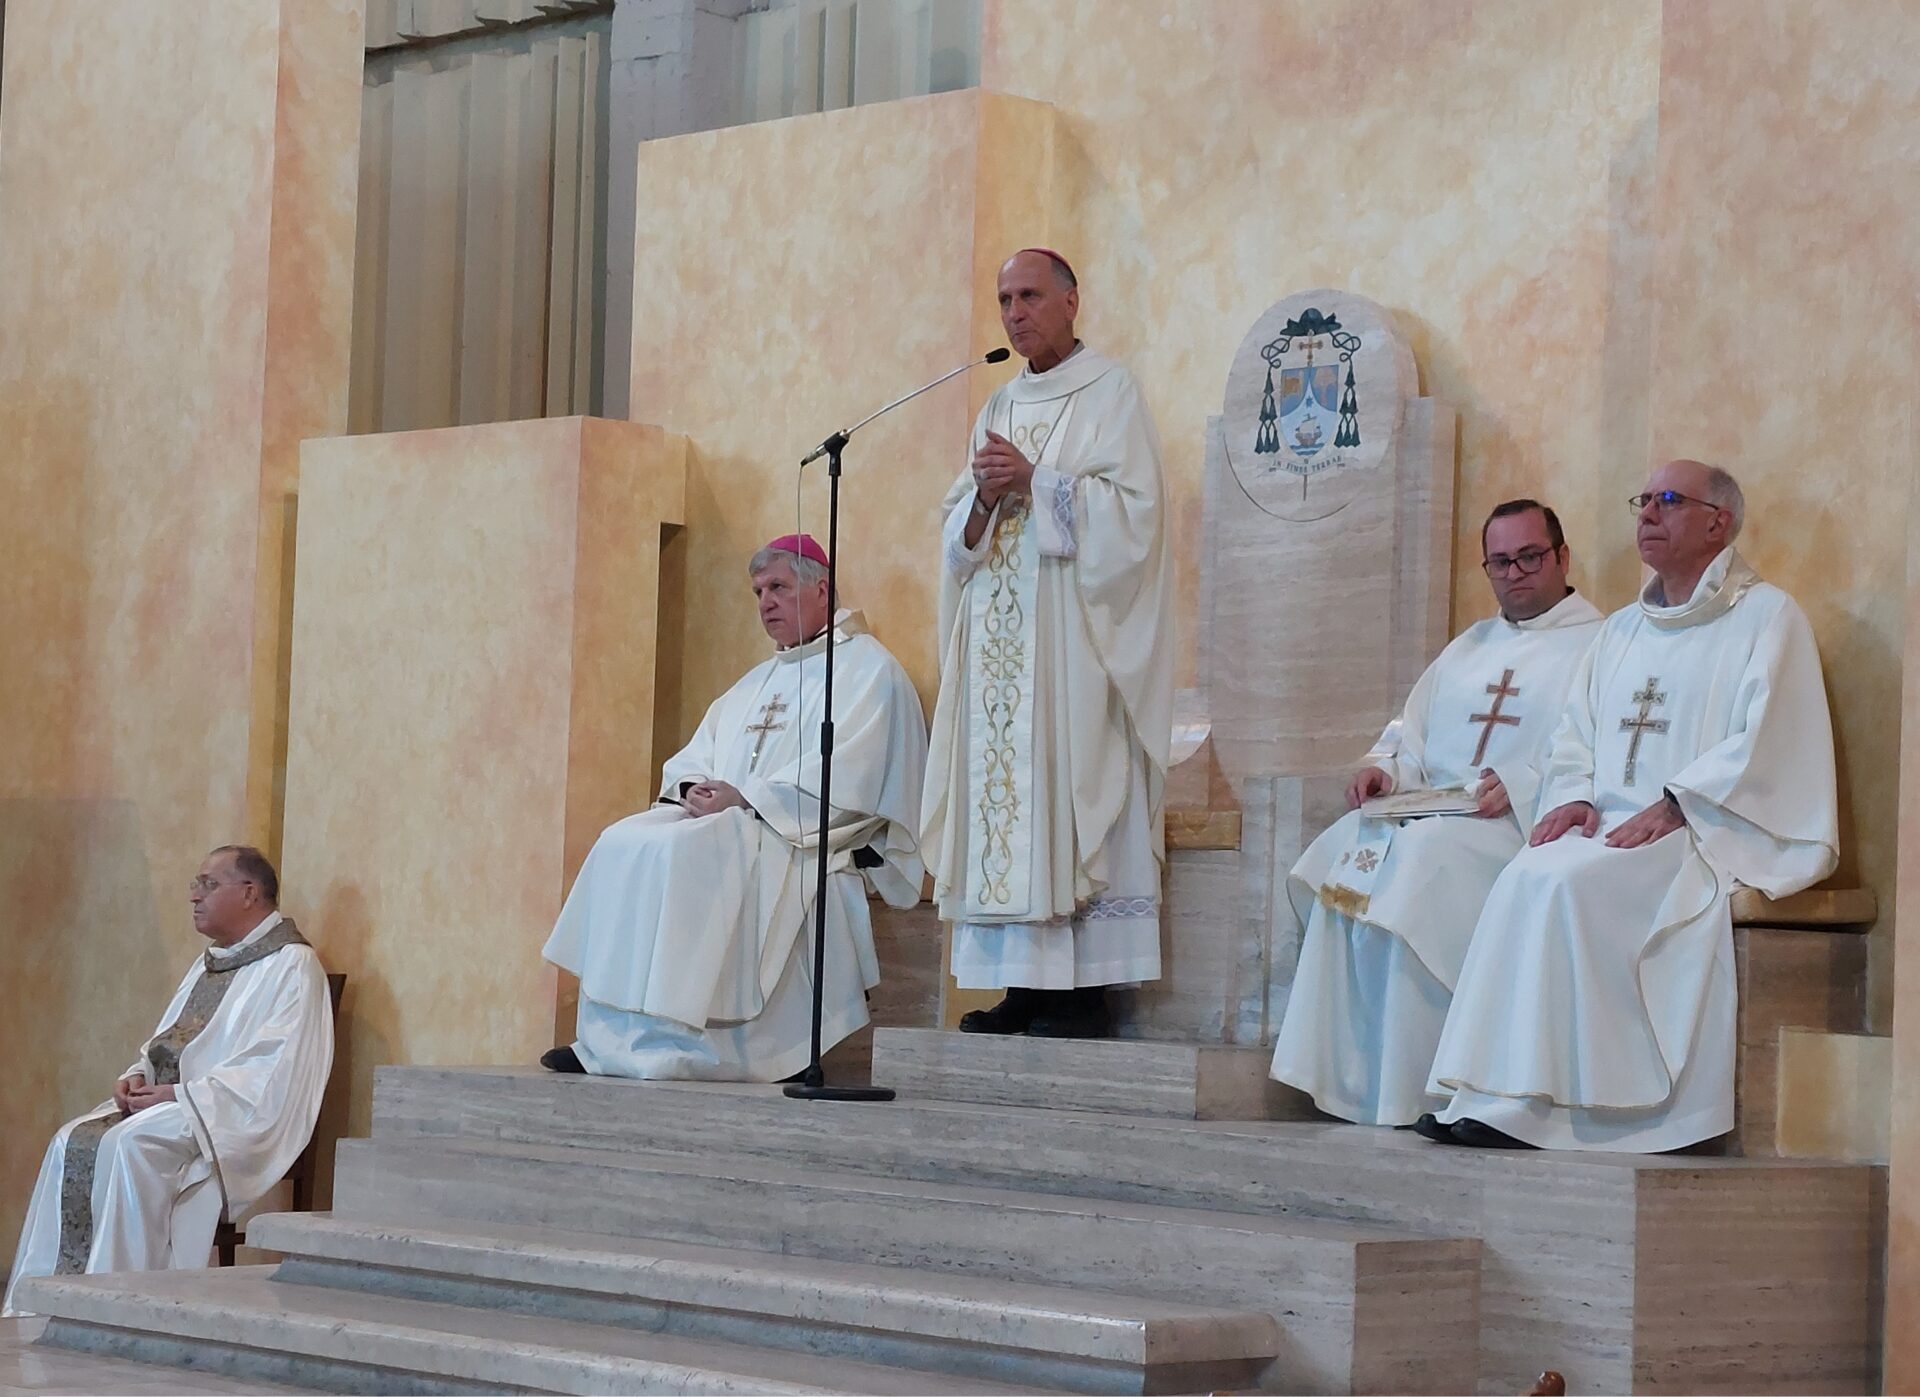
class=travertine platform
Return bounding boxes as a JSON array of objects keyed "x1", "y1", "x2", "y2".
[
  {"x1": 870, "y1": 1025, "x2": 1314, "y2": 1119},
  {"x1": 25, "y1": 1267, "x2": 1038, "y2": 1396},
  {"x1": 244, "y1": 1213, "x2": 1278, "y2": 1394},
  {"x1": 22, "y1": 1062, "x2": 1882, "y2": 1396}
]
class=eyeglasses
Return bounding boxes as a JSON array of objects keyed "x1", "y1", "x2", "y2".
[
  {"x1": 188, "y1": 877, "x2": 254, "y2": 896},
  {"x1": 1482, "y1": 547, "x2": 1556, "y2": 578},
  {"x1": 1629, "y1": 490, "x2": 1719, "y2": 515}
]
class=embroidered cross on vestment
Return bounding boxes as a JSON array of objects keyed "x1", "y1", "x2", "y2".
[
  {"x1": 1468, "y1": 669, "x2": 1522, "y2": 767},
  {"x1": 745, "y1": 696, "x2": 790, "y2": 772},
  {"x1": 1619, "y1": 677, "x2": 1669, "y2": 786}
]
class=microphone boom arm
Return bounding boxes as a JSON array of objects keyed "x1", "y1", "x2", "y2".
[{"x1": 800, "y1": 350, "x2": 1009, "y2": 467}]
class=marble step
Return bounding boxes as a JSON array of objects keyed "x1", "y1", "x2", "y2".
[
  {"x1": 335, "y1": 1135, "x2": 1480, "y2": 1395},
  {"x1": 370, "y1": 1065, "x2": 1864, "y2": 1231},
  {"x1": 869, "y1": 1026, "x2": 1316, "y2": 1119},
  {"x1": 369, "y1": 1067, "x2": 1881, "y2": 1396},
  {"x1": 249, "y1": 1212, "x2": 1278, "y2": 1395},
  {"x1": 20, "y1": 1266, "x2": 1038, "y2": 1396}
]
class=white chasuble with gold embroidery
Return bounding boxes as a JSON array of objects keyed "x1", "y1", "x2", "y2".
[
  {"x1": 1430, "y1": 550, "x2": 1838, "y2": 1151},
  {"x1": 923, "y1": 346, "x2": 1175, "y2": 989},
  {"x1": 959, "y1": 392, "x2": 1074, "y2": 918}
]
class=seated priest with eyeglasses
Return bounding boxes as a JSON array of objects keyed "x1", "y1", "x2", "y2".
[
  {"x1": 540, "y1": 535, "x2": 928, "y2": 1082},
  {"x1": 1420, "y1": 460, "x2": 1837, "y2": 1151},
  {"x1": 5, "y1": 846, "x2": 333, "y2": 1315},
  {"x1": 1269, "y1": 499, "x2": 1602, "y2": 1126}
]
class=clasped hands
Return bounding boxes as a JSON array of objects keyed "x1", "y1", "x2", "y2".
[
  {"x1": 681, "y1": 780, "x2": 751, "y2": 818},
  {"x1": 1530, "y1": 794, "x2": 1685, "y2": 848},
  {"x1": 971, "y1": 429, "x2": 1035, "y2": 509},
  {"x1": 112, "y1": 1073, "x2": 175, "y2": 1116},
  {"x1": 1347, "y1": 765, "x2": 1512, "y2": 819}
]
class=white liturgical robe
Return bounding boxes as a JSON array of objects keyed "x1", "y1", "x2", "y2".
[
  {"x1": 1271, "y1": 590, "x2": 1603, "y2": 1124},
  {"x1": 922, "y1": 346, "x2": 1175, "y2": 990},
  {"x1": 543, "y1": 612, "x2": 926, "y2": 1081},
  {"x1": 6, "y1": 912, "x2": 333, "y2": 1316},
  {"x1": 1430, "y1": 549, "x2": 1838, "y2": 1151}
]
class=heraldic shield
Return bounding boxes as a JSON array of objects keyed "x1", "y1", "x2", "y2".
[
  {"x1": 1278, "y1": 361, "x2": 1342, "y2": 459},
  {"x1": 1222, "y1": 289, "x2": 1417, "y2": 522}
]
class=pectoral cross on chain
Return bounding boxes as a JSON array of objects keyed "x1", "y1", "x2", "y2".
[
  {"x1": 1468, "y1": 668, "x2": 1522, "y2": 767},
  {"x1": 1619, "y1": 677, "x2": 1669, "y2": 787},
  {"x1": 745, "y1": 695, "x2": 789, "y2": 772}
]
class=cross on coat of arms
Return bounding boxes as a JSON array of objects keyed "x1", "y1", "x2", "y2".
[{"x1": 1254, "y1": 308, "x2": 1362, "y2": 495}]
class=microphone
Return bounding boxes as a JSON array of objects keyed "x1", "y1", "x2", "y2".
[{"x1": 801, "y1": 349, "x2": 1014, "y2": 466}]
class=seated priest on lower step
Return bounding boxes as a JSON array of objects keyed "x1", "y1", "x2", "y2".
[
  {"x1": 1421, "y1": 460, "x2": 1838, "y2": 1152},
  {"x1": 541, "y1": 535, "x2": 928, "y2": 1083},
  {"x1": 1269, "y1": 499, "x2": 1603, "y2": 1126},
  {"x1": 5, "y1": 847, "x2": 333, "y2": 1316}
]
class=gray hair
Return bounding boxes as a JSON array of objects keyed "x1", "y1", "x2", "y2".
[
  {"x1": 1700, "y1": 464, "x2": 1745, "y2": 541},
  {"x1": 747, "y1": 546, "x2": 828, "y2": 587},
  {"x1": 208, "y1": 844, "x2": 279, "y2": 903}
]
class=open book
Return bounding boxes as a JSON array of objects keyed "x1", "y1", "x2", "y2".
[{"x1": 1360, "y1": 786, "x2": 1481, "y2": 818}]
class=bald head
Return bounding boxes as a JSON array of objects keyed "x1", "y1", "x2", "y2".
[
  {"x1": 1657, "y1": 459, "x2": 1744, "y2": 538},
  {"x1": 997, "y1": 251, "x2": 1080, "y2": 373},
  {"x1": 1003, "y1": 249, "x2": 1076, "y2": 291},
  {"x1": 1636, "y1": 458, "x2": 1743, "y2": 591}
]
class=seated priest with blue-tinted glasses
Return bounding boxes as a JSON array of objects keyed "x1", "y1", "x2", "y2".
[{"x1": 6, "y1": 846, "x2": 333, "y2": 1315}]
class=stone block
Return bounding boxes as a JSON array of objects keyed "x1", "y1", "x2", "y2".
[
  {"x1": 280, "y1": 417, "x2": 688, "y2": 1154},
  {"x1": 22, "y1": 1267, "x2": 1024, "y2": 1395},
  {"x1": 870, "y1": 1027, "x2": 1313, "y2": 1121},
  {"x1": 1198, "y1": 291, "x2": 1456, "y2": 789},
  {"x1": 249, "y1": 1212, "x2": 1279, "y2": 1394},
  {"x1": 1732, "y1": 924, "x2": 1870, "y2": 1157},
  {"x1": 332, "y1": 1133, "x2": 1481, "y2": 1395},
  {"x1": 361, "y1": 1066, "x2": 1882, "y2": 1395},
  {"x1": 1775, "y1": 1030, "x2": 1891, "y2": 1163}
]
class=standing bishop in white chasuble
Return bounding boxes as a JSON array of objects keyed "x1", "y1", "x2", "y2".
[
  {"x1": 922, "y1": 248, "x2": 1175, "y2": 1040},
  {"x1": 1270, "y1": 500, "x2": 1602, "y2": 1126},
  {"x1": 542, "y1": 536, "x2": 927, "y2": 1083},
  {"x1": 7, "y1": 846, "x2": 333, "y2": 1317},
  {"x1": 1424, "y1": 461, "x2": 1838, "y2": 1152}
]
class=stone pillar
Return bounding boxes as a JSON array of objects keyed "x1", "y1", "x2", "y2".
[
  {"x1": 279, "y1": 417, "x2": 687, "y2": 1191},
  {"x1": 0, "y1": 0, "x2": 363, "y2": 1255},
  {"x1": 603, "y1": 0, "x2": 753, "y2": 419}
]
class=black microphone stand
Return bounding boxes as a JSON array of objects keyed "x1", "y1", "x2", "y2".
[
  {"x1": 785, "y1": 351, "x2": 1008, "y2": 1104},
  {"x1": 783, "y1": 430, "x2": 891, "y2": 1101}
]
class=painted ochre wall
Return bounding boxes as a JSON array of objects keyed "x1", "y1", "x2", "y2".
[
  {"x1": 2, "y1": 0, "x2": 1916, "y2": 1283},
  {"x1": 635, "y1": 0, "x2": 1918, "y2": 1035},
  {"x1": 0, "y1": 1, "x2": 363, "y2": 1258}
]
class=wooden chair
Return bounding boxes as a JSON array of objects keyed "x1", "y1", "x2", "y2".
[{"x1": 214, "y1": 971, "x2": 346, "y2": 1266}]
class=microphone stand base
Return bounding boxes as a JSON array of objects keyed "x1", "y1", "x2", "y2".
[{"x1": 782, "y1": 1082, "x2": 897, "y2": 1103}]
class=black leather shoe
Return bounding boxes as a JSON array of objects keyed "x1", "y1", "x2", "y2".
[
  {"x1": 1411, "y1": 1112, "x2": 1460, "y2": 1144},
  {"x1": 959, "y1": 987, "x2": 1041, "y2": 1034},
  {"x1": 1449, "y1": 1117, "x2": 1536, "y2": 1149},
  {"x1": 1027, "y1": 987, "x2": 1113, "y2": 1039},
  {"x1": 540, "y1": 1045, "x2": 586, "y2": 1074}
]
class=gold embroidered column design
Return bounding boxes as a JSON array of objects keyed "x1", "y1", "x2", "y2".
[{"x1": 975, "y1": 499, "x2": 1030, "y2": 906}]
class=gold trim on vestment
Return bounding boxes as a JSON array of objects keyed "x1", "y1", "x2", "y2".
[
  {"x1": 974, "y1": 498, "x2": 1029, "y2": 906},
  {"x1": 1318, "y1": 883, "x2": 1372, "y2": 918}
]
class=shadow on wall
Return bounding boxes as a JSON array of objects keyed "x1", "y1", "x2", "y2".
[
  {"x1": 0, "y1": 797, "x2": 165, "y2": 1257},
  {"x1": 304, "y1": 880, "x2": 393, "y2": 1211}
]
